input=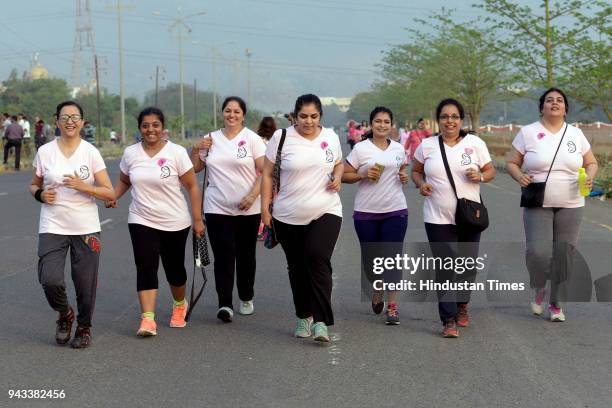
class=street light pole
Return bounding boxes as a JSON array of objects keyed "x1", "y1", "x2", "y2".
[
  {"x1": 117, "y1": 1, "x2": 126, "y2": 142},
  {"x1": 154, "y1": 8, "x2": 205, "y2": 140},
  {"x1": 245, "y1": 48, "x2": 252, "y2": 107}
]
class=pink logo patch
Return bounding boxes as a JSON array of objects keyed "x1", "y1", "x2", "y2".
[
  {"x1": 157, "y1": 158, "x2": 167, "y2": 167},
  {"x1": 320, "y1": 141, "x2": 329, "y2": 149},
  {"x1": 464, "y1": 148, "x2": 474, "y2": 155},
  {"x1": 537, "y1": 132, "x2": 545, "y2": 140},
  {"x1": 238, "y1": 140, "x2": 246, "y2": 147}
]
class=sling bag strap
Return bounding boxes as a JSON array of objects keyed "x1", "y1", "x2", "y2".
[{"x1": 543, "y1": 123, "x2": 568, "y2": 183}]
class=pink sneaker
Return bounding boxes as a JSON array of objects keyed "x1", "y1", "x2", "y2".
[
  {"x1": 170, "y1": 301, "x2": 188, "y2": 328},
  {"x1": 548, "y1": 304, "x2": 566, "y2": 322},
  {"x1": 137, "y1": 317, "x2": 157, "y2": 337}
]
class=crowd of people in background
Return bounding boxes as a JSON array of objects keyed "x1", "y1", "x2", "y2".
[{"x1": 17, "y1": 87, "x2": 600, "y2": 349}]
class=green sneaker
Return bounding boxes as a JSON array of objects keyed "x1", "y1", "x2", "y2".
[
  {"x1": 312, "y1": 322, "x2": 330, "y2": 343},
  {"x1": 294, "y1": 317, "x2": 313, "y2": 338}
]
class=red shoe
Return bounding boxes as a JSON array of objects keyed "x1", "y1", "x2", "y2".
[
  {"x1": 456, "y1": 304, "x2": 469, "y2": 327},
  {"x1": 442, "y1": 319, "x2": 459, "y2": 338}
]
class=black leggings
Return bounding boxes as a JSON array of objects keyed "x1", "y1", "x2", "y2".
[
  {"x1": 274, "y1": 214, "x2": 342, "y2": 326},
  {"x1": 205, "y1": 213, "x2": 261, "y2": 309},
  {"x1": 128, "y1": 224, "x2": 190, "y2": 291}
]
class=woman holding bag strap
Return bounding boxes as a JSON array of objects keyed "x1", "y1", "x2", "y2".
[
  {"x1": 411, "y1": 98, "x2": 495, "y2": 338},
  {"x1": 506, "y1": 88, "x2": 597, "y2": 322},
  {"x1": 190, "y1": 96, "x2": 266, "y2": 323}
]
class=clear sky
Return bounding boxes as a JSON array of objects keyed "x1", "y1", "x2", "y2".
[{"x1": 2, "y1": 0, "x2": 532, "y2": 112}]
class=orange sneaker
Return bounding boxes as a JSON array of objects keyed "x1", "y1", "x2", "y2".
[
  {"x1": 442, "y1": 319, "x2": 459, "y2": 338},
  {"x1": 170, "y1": 301, "x2": 188, "y2": 328},
  {"x1": 456, "y1": 304, "x2": 469, "y2": 327},
  {"x1": 137, "y1": 317, "x2": 157, "y2": 337}
]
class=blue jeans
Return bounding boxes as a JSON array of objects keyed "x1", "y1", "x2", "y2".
[{"x1": 354, "y1": 215, "x2": 408, "y2": 292}]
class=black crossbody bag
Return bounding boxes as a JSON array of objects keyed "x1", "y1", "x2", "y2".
[
  {"x1": 520, "y1": 124, "x2": 567, "y2": 208},
  {"x1": 439, "y1": 136, "x2": 489, "y2": 234}
]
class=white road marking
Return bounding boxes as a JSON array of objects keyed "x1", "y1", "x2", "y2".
[
  {"x1": 100, "y1": 218, "x2": 113, "y2": 227},
  {"x1": 0, "y1": 192, "x2": 7, "y2": 196}
]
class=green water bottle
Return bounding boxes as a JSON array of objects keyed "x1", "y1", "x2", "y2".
[{"x1": 578, "y1": 167, "x2": 590, "y2": 197}]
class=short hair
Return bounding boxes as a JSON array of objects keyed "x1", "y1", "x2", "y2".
[
  {"x1": 257, "y1": 116, "x2": 277, "y2": 140},
  {"x1": 539, "y1": 87, "x2": 569, "y2": 114},
  {"x1": 137, "y1": 107, "x2": 165, "y2": 127},
  {"x1": 221, "y1": 96, "x2": 247, "y2": 115},
  {"x1": 55, "y1": 101, "x2": 84, "y2": 118}
]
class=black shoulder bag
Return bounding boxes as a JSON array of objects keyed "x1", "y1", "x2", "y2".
[
  {"x1": 263, "y1": 129, "x2": 287, "y2": 249},
  {"x1": 185, "y1": 149, "x2": 211, "y2": 321},
  {"x1": 439, "y1": 136, "x2": 489, "y2": 234},
  {"x1": 520, "y1": 124, "x2": 568, "y2": 208}
]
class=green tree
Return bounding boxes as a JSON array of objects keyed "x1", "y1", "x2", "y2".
[
  {"x1": 1, "y1": 72, "x2": 70, "y2": 121},
  {"x1": 474, "y1": 0, "x2": 610, "y2": 89},
  {"x1": 380, "y1": 11, "x2": 513, "y2": 129}
]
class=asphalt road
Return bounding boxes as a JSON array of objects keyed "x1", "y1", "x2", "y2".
[{"x1": 1, "y1": 156, "x2": 611, "y2": 408}]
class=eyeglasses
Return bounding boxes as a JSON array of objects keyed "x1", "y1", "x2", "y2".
[
  {"x1": 58, "y1": 114, "x2": 83, "y2": 123},
  {"x1": 439, "y1": 114, "x2": 461, "y2": 122}
]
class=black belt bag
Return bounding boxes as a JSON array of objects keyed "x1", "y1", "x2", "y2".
[
  {"x1": 519, "y1": 124, "x2": 567, "y2": 208},
  {"x1": 439, "y1": 136, "x2": 489, "y2": 234}
]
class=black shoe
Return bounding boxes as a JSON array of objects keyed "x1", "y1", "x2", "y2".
[
  {"x1": 371, "y1": 292, "x2": 384, "y2": 315},
  {"x1": 216, "y1": 307, "x2": 233, "y2": 323},
  {"x1": 55, "y1": 306, "x2": 75, "y2": 345},
  {"x1": 70, "y1": 326, "x2": 92, "y2": 349}
]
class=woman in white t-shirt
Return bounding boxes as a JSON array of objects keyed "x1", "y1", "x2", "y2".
[
  {"x1": 29, "y1": 101, "x2": 115, "y2": 348},
  {"x1": 412, "y1": 98, "x2": 496, "y2": 338},
  {"x1": 190, "y1": 97, "x2": 266, "y2": 323},
  {"x1": 506, "y1": 88, "x2": 598, "y2": 322},
  {"x1": 261, "y1": 94, "x2": 344, "y2": 343},
  {"x1": 343, "y1": 106, "x2": 409, "y2": 325},
  {"x1": 109, "y1": 107, "x2": 204, "y2": 337}
]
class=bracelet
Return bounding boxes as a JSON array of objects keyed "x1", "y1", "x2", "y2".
[
  {"x1": 91, "y1": 186, "x2": 97, "y2": 197},
  {"x1": 34, "y1": 188, "x2": 45, "y2": 203},
  {"x1": 480, "y1": 173, "x2": 484, "y2": 183}
]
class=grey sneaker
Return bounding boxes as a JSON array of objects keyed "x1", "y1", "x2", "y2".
[
  {"x1": 385, "y1": 304, "x2": 400, "y2": 325},
  {"x1": 312, "y1": 322, "x2": 330, "y2": 342},
  {"x1": 294, "y1": 317, "x2": 313, "y2": 338}
]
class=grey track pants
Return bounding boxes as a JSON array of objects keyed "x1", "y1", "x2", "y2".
[
  {"x1": 523, "y1": 207, "x2": 583, "y2": 305},
  {"x1": 38, "y1": 233, "x2": 101, "y2": 327}
]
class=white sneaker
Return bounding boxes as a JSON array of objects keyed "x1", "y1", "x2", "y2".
[
  {"x1": 548, "y1": 304, "x2": 566, "y2": 322},
  {"x1": 531, "y1": 288, "x2": 545, "y2": 316},
  {"x1": 238, "y1": 300, "x2": 254, "y2": 315}
]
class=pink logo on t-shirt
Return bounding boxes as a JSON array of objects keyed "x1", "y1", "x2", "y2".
[
  {"x1": 320, "y1": 141, "x2": 329, "y2": 149},
  {"x1": 464, "y1": 148, "x2": 474, "y2": 155},
  {"x1": 157, "y1": 158, "x2": 167, "y2": 167},
  {"x1": 537, "y1": 132, "x2": 545, "y2": 140},
  {"x1": 238, "y1": 140, "x2": 246, "y2": 147}
]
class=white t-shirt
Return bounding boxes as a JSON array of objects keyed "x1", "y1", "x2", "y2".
[
  {"x1": 414, "y1": 134, "x2": 492, "y2": 225},
  {"x1": 19, "y1": 119, "x2": 31, "y2": 139},
  {"x1": 265, "y1": 126, "x2": 343, "y2": 225},
  {"x1": 198, "y1": 127, "x2": 266, "y2": 216},
  {"x1": 120, "y1": 141, "x2": 193, "y2": 231},
  {"x1": 512, "y1": 121, "x2": 590, "y2": 208},
  {"x1": 345, "y1": 139, "x2": 408, "y2": 213},
  {"x1": 34, "y1": 140, "x2": 106, "y2": 235}
]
